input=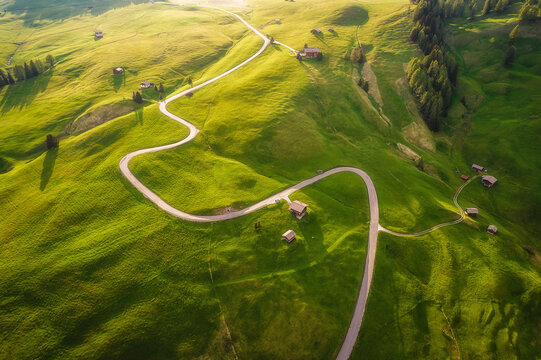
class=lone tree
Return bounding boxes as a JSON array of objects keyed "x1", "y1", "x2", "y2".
[
  {"x1": 159, "y1": 83, "x2": 165, "y2": 93},
  {"x1": 45, "y1": 54, "x2": 55, "y2": 68},
  {"x1": 134, "y1": 91, "x2": 143, "y2": 104},
  {"x1": 316, "y1": 52, "x2": 323, "y2": 61},
  {"x1": 46, "y1": 134, "x2": 59, "y2": 150},
  {"x1": 296, "y1": 53, "x2": 303, "y2": 62},
  {"x1": 187, "y1": 77, "x2": 192, "y2": 86}
]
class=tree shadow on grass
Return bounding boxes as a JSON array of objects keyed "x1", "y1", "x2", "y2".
[
  {"x1": 0, "y1": 70, "x2": 53, "y2": 114},
  {"x1": 112, "y1": 73, "x2": 123, "y2": 92},
  {"x1": 135, "y1": 106, "x2": 144, "y2": 125},
  {"x1": 40, "y1": 147, "x2": 57, "y2": 191}
]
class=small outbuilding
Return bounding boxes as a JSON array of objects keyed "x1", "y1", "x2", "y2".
[
  {"x1": 481, "y1": 175, "x2": 498, "y2": 187},
  {"x1": 300, "y1": 47, "x2": 319, "y2": 58},
  {"x1": 140, "y1": 81, "x2": 154, "y2": 89},
  {"x1": 487, "y1": 225, "x2": 498, "y2": 234},
  {"x1": 328, "y1": 28, "x2": 334, "y2": 32},
  {"x1": 461, "y1": 174, "x2": 469, "y2": 181},
  {"x1": 289, "y1": 200, "x2": 308, "y2": 219},
  {"x1": 465, "y1": 208, "x2": 478, "y2": 218},
  {"x1": 94, "y1": 30, "x2": 103, "y2": 39},
  {"x1": 113, "y1": 67, "x2": 124, "y2": 75},
  {"x1": 471, "y1": 164, "x2": 485, "y2": 172},
  {"x1": 282, "y1": 230, "x2": 296, "y2": 243},
  {"x1": 311, "y1": 28, "x2": 322, "y2": 34}
]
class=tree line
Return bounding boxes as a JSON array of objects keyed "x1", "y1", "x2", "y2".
[
  {"x1": 520, "y1": 0, "x2": 541, "y2": 21},
  {"x1": 408, "y1": 0, "x2": 458, "y2": 131},
  {"x1": 0, "y1": 54, "x2": 55, "y2": 87}
]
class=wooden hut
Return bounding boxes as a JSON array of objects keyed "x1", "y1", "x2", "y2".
[
  {"x1": 289, "y1": 200, "x2": 308, "y2": 219},
  {"x1": 282, "y1": 230, "x2": 296, "y2": 243}
]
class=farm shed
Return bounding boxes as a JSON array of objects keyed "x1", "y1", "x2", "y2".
[
  {"x1": 282, "y1": 230, "x2": 296, "y2": 243},
  {"x1": 289, "y1": 200, "x2": 308, "y2": 219}
]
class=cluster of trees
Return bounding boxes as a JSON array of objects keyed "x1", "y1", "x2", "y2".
[
  {"x1": 0, "y1": 54, "x2": 55, "y2": 87},
  {"x1": 132, "y1": 91, "x2": 143, "y2": 104},
  {"x1": 408, "y1": 0, "x2": 458, "y2": 131},
  {"x1": 482, "y1": 0, "x2": 510, "y2": 16},
  {"x1": 407, "y1": 46, "x2": 456, "y2": 131},
  {"x1": 520, "y1": 0, "x2": 541, "y2": 20}
]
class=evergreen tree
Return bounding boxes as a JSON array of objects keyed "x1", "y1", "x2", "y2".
[
  {"x1": 187, "y1": 77, "x2": 192, "y2": 86},
  {"x1": 13, "y1": 64, "x2": 25, "y2": 81},
  {"x1": 45, "y1": 54, "x2": 55, "y2": 68},
  {"x1": 0, "y1": 68, "x2": 8, "y2": 86},
  {"x1": 24, "y1": 62, "x2": 33, "y2": 79},
  {"x1": 159, "y1": 83, "x2": 165, "y2": 93},
  {"x1": 7, "y1": 72, "x2": 16, "y2": 84},
  {"x1": 134, "y1": 91, "x2": 143, "y2": 104},
  {"x1": 30, "y1": 60, "x2": 39, "y2": 76},
  {"x1": 46, "y1": 134, "x2": 59, "y2": 149},
  {"x1": 482, "y1": 0, "x2": 491, "y2": 15}
]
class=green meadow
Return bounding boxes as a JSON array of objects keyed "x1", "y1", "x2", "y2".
[{"x1": 0, "y1": 0, "x2": 540, "y2": 358}]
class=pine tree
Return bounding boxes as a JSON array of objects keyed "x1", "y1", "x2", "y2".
[
  {"x1": 0, "y1": 68, "x2": 8, "y2": 86},
  {"x1": 46, "y1": 134, "x2": 59, "y2": 149},
  {"x1": 159, "y1": 83, "x2": 164, "y2": 93},
  {"x1": 45, "y1": 54, "x2": 55, "y2": 68},
  {"x1": 187, "y1": 77, "x2": 192, "y2": 86},
  {"x1": 30, "y1": 60, "x2": 39, "y2": 76},
  {"x1": 24, "y1": 62, "x2": 33, "y2": 79},
  {"x1": 13, "y1": 64, "x2": 25, "y2": 81},
  {"x1": 7, "y1": 72, "x2": 16, "y2": 84},
  {"x1": 134, "y1": 91, "x2": 143, "y2": 104},
  {"x1": 482, "y1": 0, "x2": 491, "y2": 15}
]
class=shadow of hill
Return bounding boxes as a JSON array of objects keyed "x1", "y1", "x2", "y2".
[
  {"x1": 7, "y1": 0, "x2": 147, "y2": 26},
  {"x1": 40, "y1": 147, "x2": 57, "y2": 191},
  {"x1": 0, "y1": 70, "x2": 53, "y2": 114}
]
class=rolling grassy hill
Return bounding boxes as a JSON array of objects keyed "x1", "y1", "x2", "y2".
[{"x1": 0, "y1": 0, "x2": 540, "y2": 359}]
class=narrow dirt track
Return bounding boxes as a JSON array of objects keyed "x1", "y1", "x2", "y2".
[{"x1": 118, "y1": 4, "x2": 477, "y2": 359}]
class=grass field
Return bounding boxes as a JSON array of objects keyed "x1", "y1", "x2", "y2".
[{"x1": 0, "y1": 0, "x2": 540, "y2": 358}]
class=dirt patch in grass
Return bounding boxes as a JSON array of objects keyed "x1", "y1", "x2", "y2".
[
  {"x1": 402, "y1": 121, "x2": 435, "y2": 152},
  {"x1": 361, "y1": 61, "x2": 383, "y2": 107},
  {"x1": 397, "y1": 143, "x2": 420, "y2": 162},
  {"x1": 66, "y1": 104, "x2": 134, "y2": 135}
]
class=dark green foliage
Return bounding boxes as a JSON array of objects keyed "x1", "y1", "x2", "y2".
[
  {"x1": 503, "y1": 45, "x2": 515, "y2": 67},
  {"x1": 45, "y1": 134, "x2": 58, "y2": 149},
  {"x1": 24, "y1": 62, "x2": 33, "y2": 79},
  {"x1": 482, "y1": 0, "x2": 491, "y2": 15},
  {"x1": 13, "y1": 64, "x2": 25, "y2": 81},
  {"x1": 316, "y1": 52, "x2": 323, "y2": 61},
  {"x1": 187, "y1": 77, "x2": 192, "y2": 86},
  {"x1": 468, "y1": 1, "x2": 476, "y2": 19},
  {"x1": 519, "y1": 0, "x2": 541, "y2": 20},
  {"x1": 45, "y1": 54, "x2": 55, "y2": 67},
  {"x1": 358, "y1": 76, "x2": 369, "y2": 91},
  {"x1": 134, "y1": 91, "x2": 143, "y2": 104},
  {"x1": 1, "y1": 54, "x2": 53, "y2": 86},
  {"x1": 407, "y1": 0, "x2": 459, "y2": 131},
  {"x1": 159, "y1": 83, "x2": 165, "y2": 93}
]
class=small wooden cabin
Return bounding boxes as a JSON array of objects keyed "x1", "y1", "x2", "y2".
[
  {"x1": 465, "y1": 208, "x2": 478, "y2": 218},
  {"x1": 471, "y1": 164, "x2": 485, "y2": 172},
  {"x1": 487, "y1": 225, "x2": 498, "y2": 234},
  {"x1": 282, "y1": 230, "x2": 296, "y2": 243},
  {"x1": 94, "y1": 30, "x2": 103, "y2": 39},
  {"x1": 481, "y1": 175, "x2": 498, "y2": 187},
  {"x1": 140, "y1": 81, "x2": 154, "y2": 89},
  {"x1": 289, "y1": 200, "x2": 308, "y2": 219},
  {"x1": 113, "y1": 67, "x2": 124, "y2": 75}
]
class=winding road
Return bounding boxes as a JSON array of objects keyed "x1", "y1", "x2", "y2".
[{"x1": 119, "y1": 4, "x2": 476, "y2": 359}]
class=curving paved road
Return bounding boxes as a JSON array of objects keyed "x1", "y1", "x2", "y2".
[
  {"x1": 379, "y1": 175, "x2": 479, "y2": 237},
  {"x1": 119, "y1": 4, "x2": 477, "y2": 359}
]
